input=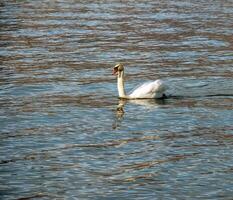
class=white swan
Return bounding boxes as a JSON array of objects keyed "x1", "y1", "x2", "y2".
[{"x1": 113, "y1": 63, "x2": 168, "y2": 99}]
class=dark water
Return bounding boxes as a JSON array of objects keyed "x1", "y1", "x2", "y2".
[{"x1": 1, "y1": 0, "x2": 233, "y2": 199}]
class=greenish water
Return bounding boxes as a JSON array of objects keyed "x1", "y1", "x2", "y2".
[{"x1": 0, "y1": 0, "x2": 233, "y2": 199}]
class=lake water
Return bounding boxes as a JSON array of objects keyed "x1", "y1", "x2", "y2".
[{"x1": 0, "y1": 0, "x2": 233, "y2": 199}]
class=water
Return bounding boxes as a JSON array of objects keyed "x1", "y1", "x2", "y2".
[{"x1": 0, "y1": 0, "x2": 233, "y2": 199}]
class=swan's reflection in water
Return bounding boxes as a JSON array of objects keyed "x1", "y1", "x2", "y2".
[{"x1": 113, "y1": 98, "x2": 166, "y2": 129}]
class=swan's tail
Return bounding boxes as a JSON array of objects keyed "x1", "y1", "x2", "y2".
[
  {"x1": 153, "y1": 80, "x2": 168, "y2": 93},
  {"x1": 151, "y1": 80, "x2": 168, "y2": 98}
]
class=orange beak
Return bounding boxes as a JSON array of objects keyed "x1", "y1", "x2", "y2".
[{"x1": 112, "y1": 67, "x2": 118, "y2": 75}]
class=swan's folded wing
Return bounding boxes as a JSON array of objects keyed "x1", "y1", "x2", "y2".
[
  {"x1": 129, "y1": 80, "x2": 167, "y2": 98},
  {"x1": 129, "y1": 82, "x2": 153, "y2": 98}
]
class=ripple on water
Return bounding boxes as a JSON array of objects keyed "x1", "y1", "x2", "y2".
[{"x1": 0, "y1": 0, "x2": 233, "y2": 199}]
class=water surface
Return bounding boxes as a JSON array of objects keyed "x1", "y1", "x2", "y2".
[{"x1": 0, "y1": 0, "x2": 233, "y2": 199}]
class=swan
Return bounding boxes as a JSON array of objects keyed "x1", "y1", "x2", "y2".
[{"x1": 112, "y1": 63, "x2": 168, "y2": 99}]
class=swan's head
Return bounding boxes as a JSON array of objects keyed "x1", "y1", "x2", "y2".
[{"x1": 113, "y1": 63, "x2": 124, "y2": 76}]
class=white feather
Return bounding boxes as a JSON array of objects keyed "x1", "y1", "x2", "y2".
[
  {"x1": 113, "y1": 64, "x2": 168, "y2": 99},
  {"x1": 129, "y1": 80, "x2": 167, "y2": 99}
]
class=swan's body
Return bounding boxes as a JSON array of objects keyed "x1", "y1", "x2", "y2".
[{"x1": 113, "y1": 64, "x2": 167, "y2": 99}]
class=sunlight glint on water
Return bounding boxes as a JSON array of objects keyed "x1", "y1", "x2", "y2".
[{"x1": 0, "y1": 0, "x2": 233, "y2": 199}]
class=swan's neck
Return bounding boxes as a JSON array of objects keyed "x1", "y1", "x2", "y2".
[{"x1": 117, "y1": 71, "x2": 127, "y2": 98}]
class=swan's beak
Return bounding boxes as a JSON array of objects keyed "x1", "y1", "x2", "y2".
[{"x1": 112, "y1": 67, "x2": 118, "y2": 75}]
